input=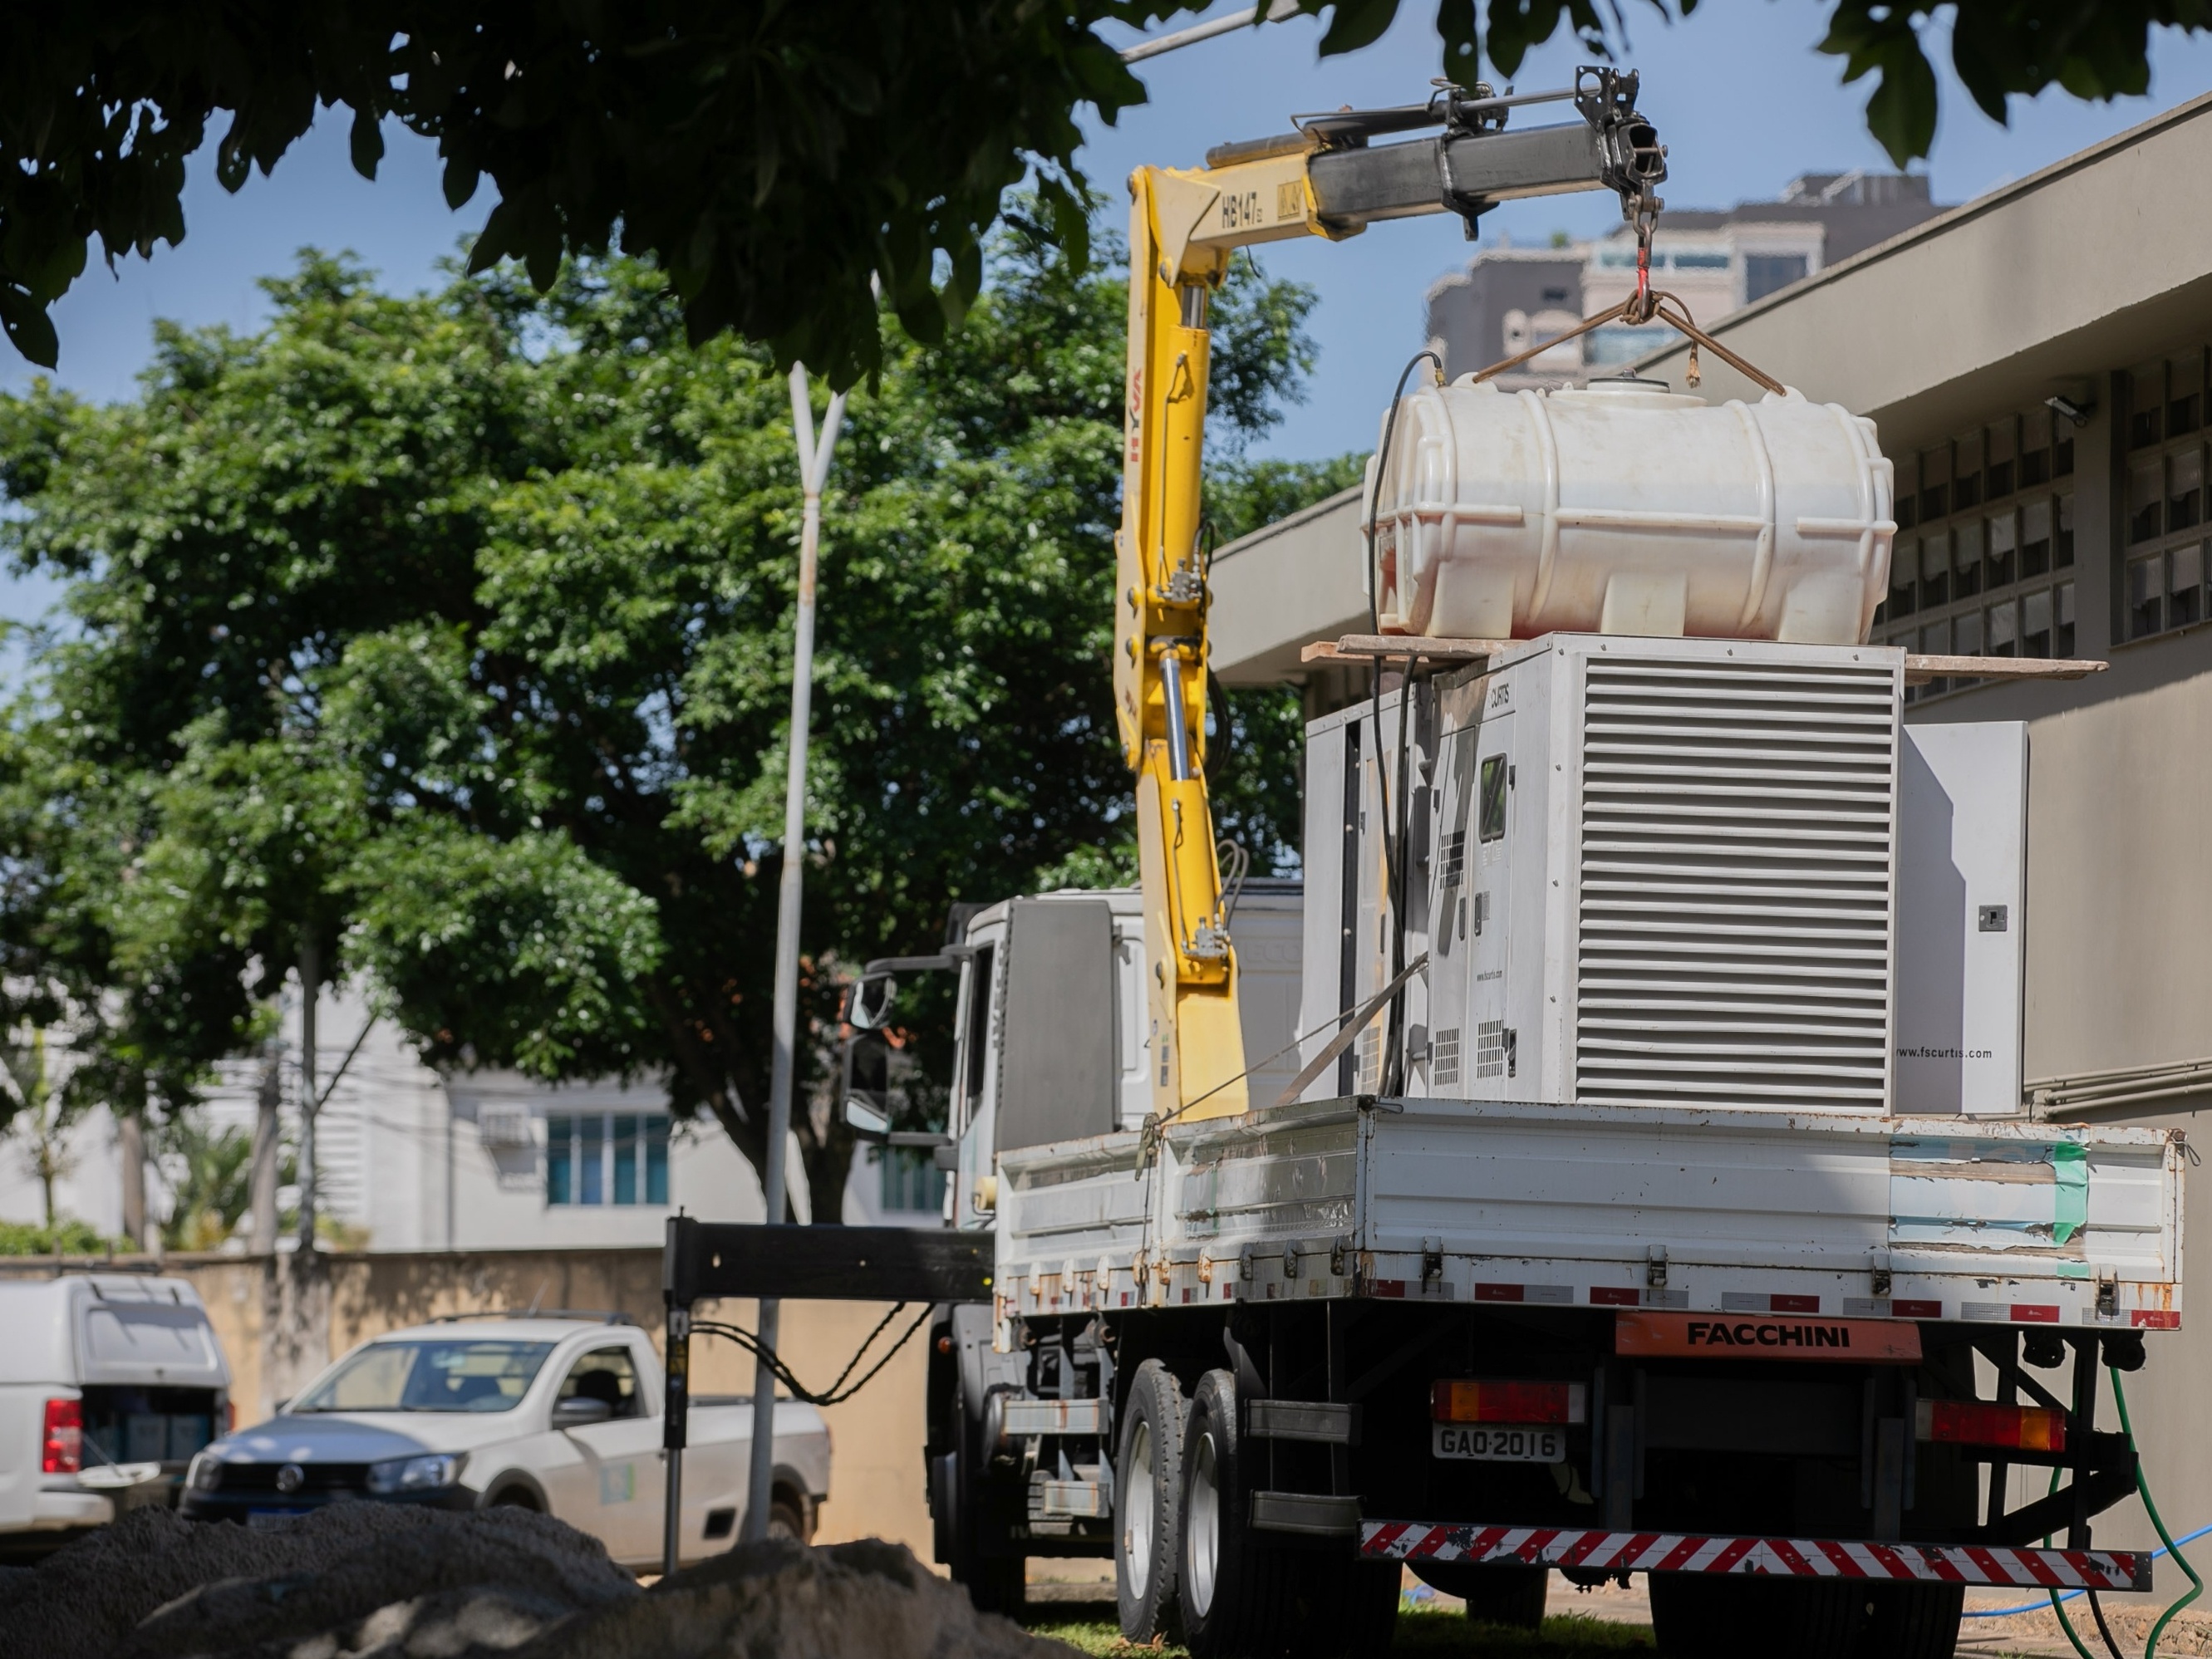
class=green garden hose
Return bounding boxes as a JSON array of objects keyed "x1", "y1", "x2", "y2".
[{"x1": 2112, "y1": 1367, "x2": 2204, "y2": 1659}]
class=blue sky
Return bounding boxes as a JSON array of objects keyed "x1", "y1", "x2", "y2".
[{"x1": 5, "y1": 1, "x2": 2211, "y2": 636}]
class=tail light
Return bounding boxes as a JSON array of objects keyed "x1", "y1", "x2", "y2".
[
  {"x1": 1432, "y1": 1380, "x2": 1587, "y2": 1426},
  {"x1": 1916, "y1": 1399, "x2": 2066, "y2": 1453},
  {"x1": 223, "y1": 1400, "x2": 235, "y2": 1436},
  {"x1": 42, "y1": 1398, "x2": 82, "y2": 1475}
]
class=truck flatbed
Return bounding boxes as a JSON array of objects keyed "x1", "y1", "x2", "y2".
[{"x1": 996, "y1": 1094, "x2": 2183, "y2": 1332}]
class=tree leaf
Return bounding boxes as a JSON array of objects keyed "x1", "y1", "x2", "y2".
[
  {"x1": 349, "y1": 106, "x2": 386, "y2": 180},
  {"x1": 0, "y1": 286, "x2": 60, "y2": 369}
]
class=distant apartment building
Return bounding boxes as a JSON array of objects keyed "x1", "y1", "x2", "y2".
[{"x1": 1425, "y1": 171, "x2": 1944, "y2": 385}]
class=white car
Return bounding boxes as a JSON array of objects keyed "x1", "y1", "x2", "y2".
[
  {"x1": 179, "y1": 1314, "x2": 828, "y2": 1569},
  {"x1": 0, "y1": 1274, "x2": 233, "y2": 1560}
]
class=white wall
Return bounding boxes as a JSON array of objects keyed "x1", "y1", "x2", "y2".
[
  {"x1": 0, "y1": 1103, "x2": 126, "y2": 1236},
  {"x1": 2, "y1": 975, "x2": 933, "y2": 1251}
]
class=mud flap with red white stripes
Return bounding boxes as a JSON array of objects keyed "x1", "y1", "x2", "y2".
[{"x1": 1359, "y1": 1521, "x2": 2150, "y2": 1592}]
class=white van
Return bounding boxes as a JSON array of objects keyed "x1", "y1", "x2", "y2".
[{"x1": 0, "y1": 1274, "x2": 233, "y2": 1558}]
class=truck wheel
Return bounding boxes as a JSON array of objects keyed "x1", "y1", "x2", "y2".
[
  {"x1": 1116, "y1": 1358, "x2": 1186, "y2": 1643},
  {"x1": 1649, "y1": 1572, "x2": 1860, "y2": 1659},
  {"x1": 1413, "y1": 1561, "x2": 1549, "y2": 1627},
  {"x1": 1177, "y1": 1368, "x2": 1283, "y2": 1658},
  {"x1": 1861, "y1": 1581, "x2": 1963, "y2": 1659},
  {"x1": 767, "y1": 1499, "x2": 807, "y2": 1542},
  {"x1": 945, "y1": 1378, "x2": 1025, "y2": 1615}
]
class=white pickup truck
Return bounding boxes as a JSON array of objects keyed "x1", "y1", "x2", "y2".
[
  {"x1": 179, "y1": 1314, "x2": 829, "y2": 1569},
  {"x1": 0, "y1": 1273, "x2": 233, "y2": 1561}
]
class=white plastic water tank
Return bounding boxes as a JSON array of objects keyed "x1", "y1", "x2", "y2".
[{"x1": 1363, "y1": 375, "x2": 1895, "y2": 644}]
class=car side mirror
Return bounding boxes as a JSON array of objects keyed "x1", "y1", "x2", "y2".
[
  {"x1": 844, "y1": 1098, "x2": 891, "y2": 1140},
  {"x1": 553, "y1": 1396, "x2": 615, "y2": 1429}
]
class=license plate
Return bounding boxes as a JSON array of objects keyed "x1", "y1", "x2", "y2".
[
  {"x1": 247, "y1": 1508, "x2": 307, "y2": 1529},
  {"x1": 1432, "y1": 1423, "x2": 1565, "y2": 1462}
]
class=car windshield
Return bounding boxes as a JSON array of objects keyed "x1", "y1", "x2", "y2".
[{"x1": 289, "y1": 1340, "x2": 555, "y2": 1414}]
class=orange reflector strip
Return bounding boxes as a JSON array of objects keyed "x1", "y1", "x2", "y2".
[
  {"x1": 1917, "y1": 1400, "x2": 2066, "y2": 1453},
  {"x1": 1430, "y1": 1380, "x2": 1587, "y2": 1426},
  {"x1": 1615, "y1": 1312, "x2": 1923, "y2": 1363}
]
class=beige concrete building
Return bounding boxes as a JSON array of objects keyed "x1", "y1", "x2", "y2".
[{"x1": 1212, "y1": 90, "x2": 2212, "y2": 1571}]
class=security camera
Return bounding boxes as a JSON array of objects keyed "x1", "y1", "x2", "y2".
[{"x1": 2045, "y1": 393, "x2": 2094, "y2": 428}]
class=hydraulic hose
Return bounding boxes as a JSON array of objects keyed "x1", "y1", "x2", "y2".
[
  {"x1": 1363, "y1": 349, "x2": 1444, "y2": 640},
  {"x1": 1968, "y1": 1367, "x2": 2204, "y2": 1659}
]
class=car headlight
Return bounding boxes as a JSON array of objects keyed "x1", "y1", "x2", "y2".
[
  {"x1": 366, "y1": 1452, "x2": 461, "y2": 1495},
  {"x1": 186, "y1": 1452, "x2": 222, "y2": 1492}
]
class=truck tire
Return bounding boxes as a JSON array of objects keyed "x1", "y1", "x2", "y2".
[
  {"x1": 1413, "y1": 1560, "x2": 1549, "y2": 1627},
  {"x1": 943, "y1": 1378, "x2": 1024, "y2": 1615},
  {"x1": 1116, "y1": 1358, "x2": 1187, "y2": 1643},
  {"x1": 1649, "y1": 1572, "x2": 1859, "y2": 1659},
  {"x1": 1177, "y1": 1368, "x2": 1283, "y2": 1658},
  {"x1": 767, "y1": 1499, "x2": 807, "y2": 1542},
  {"x1": 1861, "y1": 1581, "x2": 1963, "y2": 1659}
]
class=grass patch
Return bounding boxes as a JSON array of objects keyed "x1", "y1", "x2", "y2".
[{"x1": 1018, "y1": 1606, "x2": 1654, "y2": 1656}]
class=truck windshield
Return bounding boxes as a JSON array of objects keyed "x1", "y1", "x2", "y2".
[{"x1": 289, "y1": 1340, "x2": 555, "y2": 1414}]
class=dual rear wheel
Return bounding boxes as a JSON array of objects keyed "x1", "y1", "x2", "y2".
[{"x1": 1116, "y1": 1362, "x2": 1398, "y2": 1658}]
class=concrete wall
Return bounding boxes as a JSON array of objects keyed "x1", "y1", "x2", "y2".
[{"x1": 0, "y1": 1249, "x2": 931, "y2": 1559}]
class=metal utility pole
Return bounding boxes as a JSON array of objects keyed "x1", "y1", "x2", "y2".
[
  {"x1": 741, "y1": 363, "x2": 848, "y2": 1545},
  {"x1": 297, "y1": 931, "x2": 319, "y2": 1252}
]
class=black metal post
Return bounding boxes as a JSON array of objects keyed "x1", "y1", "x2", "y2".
[
  {"x1": 2067, "y1": 1337, "x2": 2099, "y2": 1549},
  {"x1": 1986, "y1": 1333, "x2": 2018, "y2": 1533},
  {"x1": 662, "y1": 1220, "x2": 694, "y2": 1578}
]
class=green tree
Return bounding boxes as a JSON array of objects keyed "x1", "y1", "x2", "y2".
[
  {"x1": 0, "y1": 228, "x2": 1345, "y2": 1224},
  {"x1": 155, "y1": 1114, "x2": 258, "y2": 1252},
  {"x1": 1, "y1": 4, "x2": 2198, "y2": 378},
  {"x1": 0, "y1": 1029, "x2": 79, "y2": 1228}
]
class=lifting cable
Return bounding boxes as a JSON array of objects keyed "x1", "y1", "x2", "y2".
[
  {"x1": 1464, "y1": 288, "x2": 1786, "y2": 396},
  {"x1": 691, "y1": 1302, "x2": 934, "y2": 1409}
]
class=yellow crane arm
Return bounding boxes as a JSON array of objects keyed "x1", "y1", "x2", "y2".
[{"x1": 1116, "y1": 70, "x2": 1666, "y2": 1125}]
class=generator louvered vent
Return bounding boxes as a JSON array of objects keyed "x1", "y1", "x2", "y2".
[{"x1": 1574, "y1": 655, "x2": 1898, "y2": 1110}]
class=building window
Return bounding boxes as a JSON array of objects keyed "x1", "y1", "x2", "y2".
[
  {"x1": 877, "y1": 1146, "x2": 946, "y2": 1214},
  {"x1": 546, "y1": 1113, "x2": 671, "y2": 1206},
  {"x1": 1875, "y1": 405, "x2": 2077, "y2": 700},
  {"x1": 1585, "y1": 325, "x2": 1672, "y2": 366},
  {"x1": 2120, "y1": 351, "x2": 2210, "y2": 642},
  {"x1": 1745, "y1": 253, "x2": 1809, "y2": 302}
]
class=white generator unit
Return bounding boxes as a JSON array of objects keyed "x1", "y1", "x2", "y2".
[{"x1": 1298, "y1": 633, "x2": 2026, "y2": 1116}]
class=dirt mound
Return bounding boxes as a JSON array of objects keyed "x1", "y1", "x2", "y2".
[
  {"x1": 0, "y1": 1504, "x2": 636, "y2": 1659},
  {"x1": 536, "y1": 1537, "x2": 1071, "y2": 1659},
  {"x1": 0, "y1": 1508, "x2": 1070, "y2": 1659}
]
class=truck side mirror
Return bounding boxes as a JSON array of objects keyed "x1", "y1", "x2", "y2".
[
  {"x1": 848, "y1": 973, "x2": 896, "y2": 1031},
  {"x1": 844, "y1": 1098, "x2": 891, "y2": 1139}
]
